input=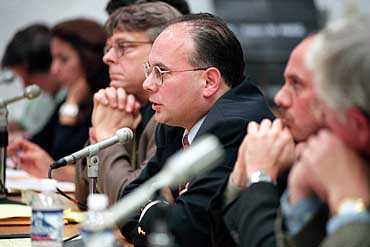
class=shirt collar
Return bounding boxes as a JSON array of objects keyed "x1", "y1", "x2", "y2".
[{"x1": 183, "y1": 115, "x2": 207, "y2": 146}]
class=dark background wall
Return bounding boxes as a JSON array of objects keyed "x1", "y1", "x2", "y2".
[{"x1": 214, "y1": 0, "x2": 319, "y2": 105}]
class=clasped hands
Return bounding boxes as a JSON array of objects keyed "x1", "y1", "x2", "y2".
[
  {"x1": 230, "y1": 118, "x2": 369, "y2": 213},
  {"x1": 91, "y1": 87, "x2": 142, "y2": 143},
  {"x1": 288, "y1": 130, "x2": 370, "y2": 214},
  {"x1": 7, "y1": 87, "x2": 142, "y2": 181},
  {"x1": 231, "y1": 118, "x2": 295, "y2": 188}
]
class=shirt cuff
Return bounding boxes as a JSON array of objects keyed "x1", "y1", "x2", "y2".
[
  {"x1": 281, "y1": 190, "x2": 322, "y2": 236},
  {"x1": 327, "y1": 211, "x2": 370, "y2": 234},
  {"x1": 223, "y1": 175, "x2": 244, "y2": 208}
]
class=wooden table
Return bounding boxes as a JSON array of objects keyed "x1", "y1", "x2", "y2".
[
  {"x1": 0, "y1": 195, "x2": 133, "y2": 247},
  {"x1": 0, "y1": 224, "x2": 132, "y2": 246}
]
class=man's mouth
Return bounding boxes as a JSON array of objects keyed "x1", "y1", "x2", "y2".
[{"x1": 150, "y1": 100, "x2": 162, "y2": 110}]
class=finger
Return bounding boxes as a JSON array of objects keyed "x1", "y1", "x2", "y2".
[
  {"x1": 247, "y1": 121, "x2": 259, "y2": 134},
  {"x1": 259, "y1": 119, "x2": 272, "y2": 133},
  {"x1": 19, "y1": 152, "x2": 38, "y2": 166},
  {"x1": 105, "y1": 87, "x2": 118, "y2": 108},
  {"x1": 94, "y1": 89, "x2": 109, "y2": 106},
  {"x1": 279, "y1": 145, "x2": 295, "y2": 169},
  {"x1": 8, "y1": 139, "x2": 34, "y2": 153},
  {"x1": 278, "y1": 129, "x2": 295, "y2": 162},
  {"x1": 7, "y1": 141, "x2": 22, "y2": 154},
  {"x1": 133, "y1": 101, "x2": 141, "y2": 114},
  {"x1": 271, "y1": 118, "x2": 283, "y2": 133},
  {"x1": 274, "y1": 128, "x2": 293, "y2": 149},
  {"x1": 126, "y1": 94, "x2": 136, "y2": 113},
  {"x1": 116, "y1": 88, "x2": 127, "y2": 110}
]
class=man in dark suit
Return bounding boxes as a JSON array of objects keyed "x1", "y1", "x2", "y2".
[
  {"x1": 209, "y1": 35, "x2": 325, "y2": 247},
  {"x1": 219, "y1": 16, "x2": 370, "y2": 247},
  {"x1": 74, "y1": 2, "x2": 183, "y2": 206},
  {"x1": 118, "y1": 13, "x2": 274, "y2": 247},
  {"x1": 283, "y1": 15, "x2": 370, "y2": 247}
]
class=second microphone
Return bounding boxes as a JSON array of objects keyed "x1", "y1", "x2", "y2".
[{"x1": 50, "y1": 127, "x2": 133, "y2": 169}]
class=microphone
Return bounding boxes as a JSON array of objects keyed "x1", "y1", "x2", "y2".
[
  {"x1": 50, "y1": 127, "x2": 134, "y2": 169},
  {"x1": 99, "y1": 135, "x2": 224, "y2": 229},
  {"x1": 0, "y1": 84, "x2": 41, "y2": 198},
  {"x1": 0, "y1": 84, "x2": 41, "y2": 107}
]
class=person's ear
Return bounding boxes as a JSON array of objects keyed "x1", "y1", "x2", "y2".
[
  {"x1": 202, "y1": 67, "x2": 221, "y2": 97},
  {"x1": 347, "y1": 107, "x2": 370, "y2": 151}
]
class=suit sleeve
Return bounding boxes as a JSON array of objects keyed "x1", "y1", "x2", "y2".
[
  {"x1": 274, "y1": 204, "x2": 329, "y2": 247},
  {"x1": 321, "y1": 222, "x2": 370, "y2": 247},
  {"x1": 118, "y1": 124, "x2": 182, "y2": 244},
  {"x1": 224, "y1": 182, "x2": 280, "y2": 247}
]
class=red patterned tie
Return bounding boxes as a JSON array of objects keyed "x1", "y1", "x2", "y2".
[
  {"x1": 179, "y1": 133, "x2": 190, "y2": 194},
  {"x1": 182, "y1": 133, "x2": 190, "y2": 149}
]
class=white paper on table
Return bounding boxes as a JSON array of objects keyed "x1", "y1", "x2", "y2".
[{"x1": 5, "y1": 169, "x2": 75, "y2": 192}]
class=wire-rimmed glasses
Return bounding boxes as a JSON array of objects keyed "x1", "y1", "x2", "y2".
[{"x1": 143, "y1": 61, "x2": 208, "y2": 86}]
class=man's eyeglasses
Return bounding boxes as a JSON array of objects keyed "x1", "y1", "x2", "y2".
[
  {"x1": 143, "y1": 61, "x2": 208, "y2": 86},
  {"x1": 104, "y1": 41, "x2": 152, "y2": 58}
]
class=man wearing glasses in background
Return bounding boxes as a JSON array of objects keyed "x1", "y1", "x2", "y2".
[
  {"x1": 118, "y1": 13, "x2": 274, "y2": 247},
  {"x1": 75, "y1": 2, "x2": 183, "y2": 206}
]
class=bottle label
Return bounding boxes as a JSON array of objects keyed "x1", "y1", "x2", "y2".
[
  {"x1": 80, "y1": 229, "x2": 115, "y2": 246},
  {"x1": 31, "y1": 209, "x2": 64, "y2": 242}
]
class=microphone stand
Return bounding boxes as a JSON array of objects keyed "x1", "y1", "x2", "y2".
[
  {"x1": 0, "y1": 105, "x2": 9, "y2": 200},
  {"x1": 87, "y1": 154, "x2": 99, "y2": 195}
]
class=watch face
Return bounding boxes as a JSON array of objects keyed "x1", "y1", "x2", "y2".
[
  {"x1": 337, "y1": 199, "x2": 368, "y2": 215},
  {"x1": 248, "y1": 171, "x2": 273, "y2": 186},
  {"x1": 59, "y1": 103, "x2": 79, "y2": 117}
]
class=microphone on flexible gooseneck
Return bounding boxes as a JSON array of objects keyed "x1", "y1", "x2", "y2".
[
  {"x1": 50, "y1": 127, "x2": 134, "y2": 169},
  {"x1": 48, "y1": 127, "x2": 134, "y2": 210},
  {"x1": 0, "y1": 84, "x2": 41, "y2": 107},
  {"x1": 0, "y1": 84, "x2": 41, "y2": 199}
]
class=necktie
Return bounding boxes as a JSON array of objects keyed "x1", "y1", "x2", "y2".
[
  {"x1": 179, "y1": 133, "x2": 190, "y2": 194},
  {"x1": 182, "y1": 133, "x2": 190, "y2": 149}
]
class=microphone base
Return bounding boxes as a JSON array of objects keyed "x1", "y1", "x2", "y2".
[
  {"x1": 0, "y1": 189, "x2": 7, "y2": 200},
  {"x1": 87, "y1": 155, "x2": 99, "y2": 195}
]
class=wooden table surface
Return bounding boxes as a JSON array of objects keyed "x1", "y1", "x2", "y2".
[
  {"x1": 0, "y1": 195, "x2": 133, "y2": 247},
  {"x1": 0, "y1": 224, "x2": 133, "y2": 246}
]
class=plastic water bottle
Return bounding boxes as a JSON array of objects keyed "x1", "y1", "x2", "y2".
[
  {"x1": 80, "y1": 193, "x2": 115, "y2": 247},
  {"x1": 31, "y1": 179, "x2": 64, "y2": 247}
]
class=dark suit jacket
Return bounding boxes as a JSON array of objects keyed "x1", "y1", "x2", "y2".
[
  {"x1": 210, "y1": 170, "x2": 289, "y2": 247},
  {"x1": 276, "y1": 206, "x2": 370, "y2": 247},
  {"x1": 119, "y1": 80, "x2": 274, "y2": 247},
  {"x1": 224, "y1": 183, "x2": 281, "y2": 247}
]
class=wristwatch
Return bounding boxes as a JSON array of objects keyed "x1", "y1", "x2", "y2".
[
  {"x1": 248, "y1": 171, "x2": 274, "y2": 187},
  {"x1": 336, "y1": 198, "x2": 369, "y2": 215},
  {"x1": 59, "y1": 103, "x2": 79, "y2": 118}
]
